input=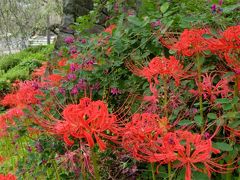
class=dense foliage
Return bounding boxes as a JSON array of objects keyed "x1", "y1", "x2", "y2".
[{"x1": 0, "y1": 0, "x2": 239, "y2": 179}]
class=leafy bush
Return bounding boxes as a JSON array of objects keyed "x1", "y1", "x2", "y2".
[
  {"x1": 0, "y1": 57, "x2": 21, "y2": 72},
  {"x1": 1, "y1": 67, "x2": 29, "y2": 82}
]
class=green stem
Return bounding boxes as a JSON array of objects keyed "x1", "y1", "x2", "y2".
[
  {"x1": 197, "y1": 54, "x2": 204, "y2": 132},
  {"x1": 151, "y1": 163, "x2": 156, "y2": 180},
  {"x1": 163, "y1": 76, "x2": 168, "y2": 118},
  {"x1": 52, "y1": 159, "x2": 60, "y2": 180},
  {"x1": 234, "y1": 74, "x2": 240, "y2": 111},
  {"x1": 91, "y1": 148, "x2": 100, "y2": 180},
  {"x1": 168, "y1": 162, "x2": 172, "y2": 180}
]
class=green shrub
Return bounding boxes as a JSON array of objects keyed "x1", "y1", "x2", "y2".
[
  {"x1": 0, "y1": 78, "x2": 11, "y2": 96},
  {"x1": 2, "y1": 67, "x2": 29, "y2": 82},
  {"x1": 0, "y1": 57, "x2": 21, "y2": 71},
  {"x1": 18, "y1": 59, "x2": 42, "y2": 72}
]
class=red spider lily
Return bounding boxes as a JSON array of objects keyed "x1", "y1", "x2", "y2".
[
  {"x1": 104, "y1": 24, "x2": 116, "y2": 35},
  {"x1": 173, "y1": 28, "x2": 211, "y2": 57},
  {"x1": 32, "y1": 62, "x2": 47, "y2": 77},
  {"x1": 171, "y1": 130, "x2": 228, "y2": 180},
  {"x1": 0, "y1": 174, "x2": 16, "y2": 180},
  {"x1": 189, "y1": 73, "x2": 231, "y2": 103},
  {"x1": 1, "y1": 81, "x2": 44, "y2": 108},
  {"x1": 126, "y1": 56, "x2": 184, "y2": 86},
  {"x1": 47, "y1": 74, "x2": 63, "y2": 86},
  {"x1": 0, "y1": 107, "x2": 24, "y2": 137},
  {"x1": 122, "y1": 113, "x2": 169, "y2": 161},
  {"x1": 0, "y1": 115, "x2": 8, "y2": 137},
  {"x1": 35, "y1": 97, "x2": 118, "y2": 151},
  {"x1": 208, "y1": 25, "x2": 240, "y2": 72},
  {"x1": 58, "y1": 58, "x2": 68, "y2": 67},
  {"x1": 224, "y1": 126, "x2": 240, "y2": 137}
]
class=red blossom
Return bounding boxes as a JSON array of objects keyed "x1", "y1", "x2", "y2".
[
  {"x1": 173, "y1": 28, "x2": 211, "y2": 56},
  {"x1": 0, "y1": 174, "x2": 16, "y2": 180},
  {"x1": 189, "y1": 73, "x2": 231, "y2": 102},
  {"x1": 1, "y1": 81, "x2": 43, "y2": 108},
  {"x1": 208, "y1": 25, "x2": 240, "y2": 72},
  {"x1": 122, "y1": 113, "x2": 169, "y2": 161},
  {"x1": 32, "y1": 62, "x2": 47, "y2": 77},
  {"x1": 38, "y1": 97, "x2": 118, "y2": 151},
  {"x1": 58, "y1": 58, "x2": 68, "y2": 67},
  {"x1": 104, "y1": 24, "x2": 116, "y2": 35}
]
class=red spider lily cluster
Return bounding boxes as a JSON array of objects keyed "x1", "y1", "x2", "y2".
[
  {"x1": 0, "y1": 24, "x2": 240, "y2": 180},
  {"x1": 122, "y1": 113, "x2": 225, "y2": 180},
  {"x1": 36, "y1": 97, "x2": 118, "y2": 151},
  {"x1": 189, "y1": 73, "x2": 231, "y2": 103},
  {"x1": 0, "y1": 174, "x2": 16, "y2": 180}
]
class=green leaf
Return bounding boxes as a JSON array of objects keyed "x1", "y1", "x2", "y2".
[
  {"x1": 213, "y1": 142, "x2": 233, "y2": 152},
  {"x1": 127, "y1": 16, "x2": 142, "y2": 27},
  {"x1": 202, "y1": 34, "x2": 212, "y2": 39},
  {"x1": 194, "y1": 115, "x2": 203, "y2": 127},
  {"x1": 215, "y1": 98, "x2": 230, "y2": 104},
  {"x1": 178, "y1": 119, "x2": 193, "y2": 126},
  {"x1": 160, "y1": 2, "x2": 170, "y2": 14},
  {"x1": 207, "y1": 113, "x2": 217, "y2": 120}
]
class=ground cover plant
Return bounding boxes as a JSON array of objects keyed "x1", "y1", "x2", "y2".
[{"x1": 0, "y1": 0, "x2": 239, "y2": 179}]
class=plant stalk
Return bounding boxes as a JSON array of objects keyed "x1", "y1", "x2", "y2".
[
  {"x1": 151, "y1": 163, "x2": 156, "y2": 180},
  {"x1": 91, "y1": 148, "x2": 100, "y2": 180},
  {"x1": 196, "y1": 54, "x2": 204, "y2": 132},
  {"x1": 163, "y1": 76, "x2": 168, "y2": 118},
  {"x1": 168, "y1": 162, "x2": 172, "y2": 180}
]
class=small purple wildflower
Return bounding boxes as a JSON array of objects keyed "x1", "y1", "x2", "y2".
[
  {"x1": 204, "y1": 132, "x2": 211, "y2": 139},
  {"x1": 111, "y1": 87, "x2": 121, "y2": 95},
  {"x1": 67, "y1": 73, "x2": 77, "y2": 81},
  {"x1": 64, "y1": 36, "x2": 74, "y2": 44},
  {"x1": 59, "y1": 87, "x2": 66, "y2": 95},
  {"x1": 26, "y1": 146, "x2": 32, "y2": 152},
  {"x1": 35, "y1": 141, "x2": 43, "y2": 153},
  {"x1": 90, "y1": 82, "x2": 100, "y2": 91},
  {"x1": 76, "y1": 79, "x2": 87, "y2": 90},
  {"x1": 69, "y1": 46, "x2": 77, "y2": 54},
  {"x1": 218, "y1": 0, "x2": 223, "y2": 6},
  {"x1": 151, "y1": 20, "x2": 161, "y2": 28},
  {"x1": 211, "y1": 4, "x2": 217, "y2": 13},
  {"x1": 70, "y1": 63, "x2": 79, "y2": 72},
  {"x1": 71, "y1": 86, "x2": 79, "y2": 95},
  {"x1": 81, "y1": 39, "x2": 87, "y2": 44}
]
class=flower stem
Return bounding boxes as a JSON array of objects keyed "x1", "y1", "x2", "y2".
[
  {"x1": 91, "y1": 148, "x2": 100, "y2": 180},
  {"x1": 151, "y1": 163, "x2": 156, "y2": 180},
  {"x1": 163, "y1": 76, "x2": 168, "y2": 117},
  {"x1": 196, "y1": 54, "x2": 204, "y2": 132},
  {"x1": 168, "y1": 162, "x2": 172, "y2": 180}
]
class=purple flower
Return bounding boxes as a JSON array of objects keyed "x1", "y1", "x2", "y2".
[
  {"x1": 81, "y1": 39, "x2": 87, "y2": 44},
  {"x1": 218, "y1": 0, "x2": 223, "y2": 6},
  {"x1": 35, "y1": 141, "x2": 43, "y2": 153},
  {"x1": 90, "y1": 82, "x2": 100, "y2": 91},
  {"x1": 204, "y1": 132, "x2": 211, "y2": 139},
  {"x1": 111, "y1": 87, "x2": 121, "y2": 95},
  {"x1": 71, "y1": 86, "x2": 79, "y2": 95},
  {"x1": 69, "y1": 46, "x2": 77, "y2": 54},
  {"x1": 76, "y1": 79, "x2": 87, "y2": 90},
  {"x1": 59, "y1": 87, "x2": 66, "y2": 95},
  {"x1": 26, "y1": 146, "x2": 32, "y2": 152},
  {"x1": 67, "y1": 73, "x2": 77, "y2": 81},
  {"x1": 151, "y1": 20, "x2": 161, "y2": 28},
  {"x1": 64, "y1": 36, "x2": 74, "y2": 44},
  {"x1": 70, "y1": 63, "x2": 79, "y2": 72},
  {"x1": 211, "y1": 4, "x2": 217, "y2": 12}
]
